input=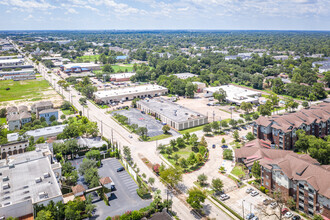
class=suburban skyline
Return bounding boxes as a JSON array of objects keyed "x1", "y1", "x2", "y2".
[{"x1": 0, "y1": 0, "x2": 330, "y2": 31}]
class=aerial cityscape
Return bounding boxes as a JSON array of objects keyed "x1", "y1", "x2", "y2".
[{"x1": 0, "y1": 1, "x2": 329, "y2": 220}]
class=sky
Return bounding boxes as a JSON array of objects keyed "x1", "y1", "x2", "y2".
[{"x1": 0, "y1": 0, "x2": 329, "y2": 31}]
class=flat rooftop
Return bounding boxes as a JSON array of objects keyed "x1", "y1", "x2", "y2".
[
  {"x1": 138, "y1": 98, "x2": 207, "y2": 123},
  {"x1": 94, "y1": 84, "x2": 167, "y2": 99},
  {"x1": 62, "y1": 63, "x2": 100, "y2": 68},
  {"x1": 25, "y1": 124, "x2": 67, "y2": 137},
  {"x1": 173, "y1": 73, "x2": 197, "y2": 79},
  {"x1": 110, "y1": 72, "x2": 136, "y2": 79},
  {"x1": 0, "y1": 150, "x2": 62, "y2": 206},
  {"x1": 205, "y1": 85, "x2": 261, "y2": 98},
  {"x1": 0, "y1": 58, "x2": 24, "y2": 64}
]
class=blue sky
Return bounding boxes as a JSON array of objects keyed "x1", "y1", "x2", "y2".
[{"x1": 0, "y1": 0, "x2": 329, "y2": 30}]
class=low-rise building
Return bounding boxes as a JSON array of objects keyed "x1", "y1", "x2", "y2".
[
  {"x1": 38, "y1": 109, "x2": 58, "y2": 124},
  {"x1": 192, "y1": 82, "x2": 206, "y2": 93},
  {"x1": 137, "y1": 98, "x2": 208, "y2": 130},
  {"x1": 0, "y1": 58, "x2": 24, "y2": 67},
  {"x1": 173, "y1": 73, "x2": 197, "y2": 79},
  {"x1": 253, "y1": 102, "x2": 330, "y2": 150},
  {"x1": 20, "y1": 112, "x2": 32, "y2": 126},
  {"x1": 110, "y1": 72, "x2": 135, "y2": 82},
  {"x1": 93, "y1": 84, "x2": 168, "y2": 104},
  {"x1": 6, "y1": 114, "x2": 21, "y2": 131},
  {"x1": 31, "y1": 101, "x2": 53, "y2": 114},
  {"x1": 25, "y1": 124, "x2": 67, "y2": 141},
  {"x1": 0, "y1": 140, "x2": 29, "y2": 159},
  {"x1": 6, "y1": 106, "x2": 31, "y2": 130},
  {"x1": 204, "y1": 85, "x2": 261, "y2": 105},
  {"x1": 60, "y1": 63, "x2": 101, "y2": 73},
  {"x1": 0, "y1": 148, "x2": 63, "y2": 219}
]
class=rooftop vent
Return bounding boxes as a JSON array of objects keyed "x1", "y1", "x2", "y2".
[
  {"x1": 35, "y1": 177, "x2": 42, "y2": 183},
  {"x1": 23, "y1": 196, "x2": 31, "y2": 200},
  {"x1": 9, "y1": 164, "x2": 15, "y2": 169},
  {"x1": 39, "y1": 192, "x2": 48, "y2": 198}
]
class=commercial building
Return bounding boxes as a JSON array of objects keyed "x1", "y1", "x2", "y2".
[
  {"x1": 93, "y1": 84, "x2": 168, "y2": 104},
  {"x1": 225, "y1": 55, "x2": 252, "y2": 60},
  {"x1": 0, "y1": 69, "x2": 34, "y2": 79},
  {"x1": 204, "y1": 85, "x2": 261, "y2": 105},
  {"x1": 192, "y1": 82, "x2": 206, "y2": 93},
  {"x1": 173, "y1": 73, "x2": 197, "y2": 79},
  {"x1": 25, "y1": 124, "x2": 67, "y2": 141},
  {"x1": 60, "y1": 63, "x2": 101, "y2": 73},
  {"x1": 137, "y1": 98, "x2": 208, "y2": 130},
  {"x1": 110, "y1": 72, "x2": 136, "y2": 82},
  {"x1": 0, "y1": 148, "x2": 63, "y2": 219},
  {"x1": 235, "y1": 139, "x2": 330, "y2": 218},
  {"x1": 0, "y1": 55, "x2": 23, "y2": 60},
  {"x1": 253, "y1": 103, "x2": 330, "y2": 150},
  {"x1": 0, "y1": 58, "x2": 24, "y2": 67},
  {"x1": 0, "y1": 140, "x2": 29, "y2": 159},
  {"x1": 77, "y1": 137, "x2": 107, "y2": 149}
]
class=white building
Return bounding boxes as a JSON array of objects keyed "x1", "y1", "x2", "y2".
[
  {"x1": 137, "y1": 98, "x2": 208, "y2": 130},
  {"x1": 173, "y1": 73, "x2": 197, "y2": 79},
  {"x1": 93, "y1": 84, "x2": 168, "y2": 104},
  {"x1": 0, "y1": 140, "x2": 29, "y2": 159},
  {"x1": 109, "y1": 72, "x2": 136, "y2": 82},
  {"x1": 204, "y1": 85, "x2": 261, "y2": 105},
  {"x1": 0, "y1": 58, "x2": 24, "y2": 67},
  {"x1": 0, "y1": 148, "x2": 62, "y2": 219}
]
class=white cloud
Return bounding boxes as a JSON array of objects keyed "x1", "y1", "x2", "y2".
[
  {"x1": 24, "y1": 14, "x2": 33, "y2": 20},
  {"x1": 66, "y1": 8, "x2": 78, "y2": 14},
  {"x1": 0, "y1": 0, "x2": 56, "y2": 10}
]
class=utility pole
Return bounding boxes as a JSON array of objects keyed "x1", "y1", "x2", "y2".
[
  {"x1": 213, "y1": 110, "x2": 215, "y2": 122},
  {"x1": 101, "y1": 120, "x2": 103, "y2": 136},
  {"x1": 111, "y1": 128, "x2": 114, "y2": 145},
  {"x1": 242, "y1": 200, "x2": 245, "y2": 219}
]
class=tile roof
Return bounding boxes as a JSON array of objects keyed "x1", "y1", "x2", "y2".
[
  {"x1": 20, "y1": 112, "x2": 31, "y2": 119},
  {"x1": 39, "y1": 108, "x2": 58, "y2": 114},
  {"x1": 6, "y1": 114, "x2": 20, "y2": 122},
  {"x1": 99, "y1": 177, "x2": 112, "y2": 185},
  {"x1": 7, "y1": 106, "x2": 18, "y2": 113},
  {"x1": 71, "y1": 184, "x2": 86, "y2": 195}
]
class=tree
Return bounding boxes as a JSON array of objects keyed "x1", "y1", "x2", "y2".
[
  {"x1": 313, "y1": 215, "x2": 324, "y2": 220},
  {"x1": 199, "y1": 136, "x2": 207, "y2": 147},
  {"x1": 302, "y1": 101, "x2": 309, "y2": 108},
  {"x1": 0, "y1": 108, "x2": 7, "y2": 118},
  {"x1": 251, "y1": 161, "x2": 261, "y2": 179},
  {"x1": 233, "y1": 130, "x2": 239, "y2": 142},
  {"x1": 287, "y1": 196, "x2": 296, "y2": 210},
  {"x1": 162, "y1": 125, "x2": 170, "y2": 134},
  {"x1": 185, "y1": 82, "x2": 197, "y2": 98},
  {"x1": 78, "y1": 159, "x2": 97, "y2": 176},
  {"x1": 173, "y1": 154, "x2": 180, "y2": 164},
  {"x1": 295, "y1": 130, "x2": 309, "y2": 153},
  {"x1": 211, "y1": 178, "x2": 223, "y2": 194},
  {"x1": 229, "y1": 119, "x2": 237, "y2": 128},
  {"x1": 203, "y1": 124, "x2": 212, "y2": 134},
  {"x1": 197, "y1": 173, "x2": 208, "y2": 186},
  {"x1": 49, "y1": 115, "x2": 57, "y2": 122},
  {"x1": 36, "y1": 210, "x2": 53, "y2": 220},
  {"x1": 123, "y1": 146, "x2": 132, "y2": 162},
  {"x1": 36, "y1": 137, "x2": 45, "y2": 144},
  {"x1": 102, "y1": 64, "x2": 114, "y2": 73},
  {"x1": 223, "y1": 149, "x2": 233, "y2": 160},
  {"x1": 213, "y1": 88, "x2": 227, "y2": 103},
  {"x1": 137, "y1": 127, "x2": 148, "y2": 139},
  {"x1": 240, "y1": 102, "x2": 253, "y2": 114},
  {"x1": 246, "y1": 132, "x2": 255, "y2": 141},
  {"x1": 179, "y1": 157, "x2": 188, "y2": 168},
  {"x1": 186, "y1": 187, "x2": 206, "y2": 210},
  {"x1": 159, "y1": 167, "x2": 182, "y2": 187},
  {"x1": 85, "y1": 150, "x2": 101, "y2": 161},
  {"x1": 211, "y1": 121, "x2": 220, "y2": 132},
  {"x1": 258, "y1": 101, "x2": 272, "y2": 116},
  {"x1": 221, "y1": 138, "x2": 226, "y2": 144},
  {"x1": 148, "y1": 177, "x2": 155, "y2": 186}
]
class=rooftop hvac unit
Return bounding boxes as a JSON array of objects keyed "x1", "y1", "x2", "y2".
[
  {"x1": 35, "y1": 177, "x2": 42, "y2": 183},
  {"x1": 2, "y1": 183, "x2": 10, "y2": 190},
  {"x1": 3, "y1": 176, "x2": 9, "y2": 181},
  {"x1": 9, "y1": 164, "x2": 15, "y2": 169}
]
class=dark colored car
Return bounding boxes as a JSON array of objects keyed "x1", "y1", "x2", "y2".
[
  {"x1": 212, "y1": 144, "x2": 216, "y2": 148},
  {"x1": 292, "y1": 215, "x2": 301, "y2": 220},
  {"x1": 117, "y1": 167, "x2": 125, "y2": 172},
  {"x1": 221, "y1": 145, "x2": 228, "y2": 149}
]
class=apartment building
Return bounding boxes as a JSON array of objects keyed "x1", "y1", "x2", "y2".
[
  {"x1": 253, "y1": 103, "x2": 330, "y2": 150},
  {"x1": 260, "y1": 153, "x2": 330, "y2": 218},
  {"x1": 0, "y1": 140, "x2": 29, "y2": 159}
]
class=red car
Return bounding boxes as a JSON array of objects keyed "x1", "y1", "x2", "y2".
[{"x1": 281, "y1": 208, "x2": 289, "y2": 215}]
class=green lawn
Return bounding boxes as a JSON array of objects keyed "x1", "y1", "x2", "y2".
[
  {"x1": 147, "y1": 133, "x2": 172, "y2": 142},
  {"x1": 0, "y1": 79, "x2": 51, "y2": 102},
  {"x1": 178, "y1": 124, "x2": 206, "y2": 134},
  {"x1": 0, "y1": 118, "x2": 6, "y2": 124},
  {"x1": 112, "y1": 64, "x2": 134, "y2": 72},
  {"x1": 61, "y1": 109, "x2": 75, "y2": 115},
  {"x1": 231, "y1": 165, "x2": 246, "y2": 178},
  {"x1": 79, "y1": 55, "x2": 100, "y2": 62}
]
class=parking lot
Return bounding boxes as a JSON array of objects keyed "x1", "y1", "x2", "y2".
[
  {"x1": 112, "y1": 108, "x2": 179, "y2": 137},
  {"x1": 70, "y1": 158, "x2": 151, "y2": 219}
]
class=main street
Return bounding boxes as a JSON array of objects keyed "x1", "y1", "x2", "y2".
[{"x1": 12, "y1": 40, "x2": 236, "y2": 220}]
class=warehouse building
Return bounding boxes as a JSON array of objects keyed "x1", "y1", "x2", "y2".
[
  {"x1": 204, "y1": 85, "x2": 261, "y2": 105},
  {"x1": 0, "y1": 148, "x2": 62, "y2": 219},
  {"x1": 137, "y1": 98, "x2": 208, "y2": 130},
  {"x1": 60, "y1": 62, "x2": 101, "y2": 73},
  {"x1": 0, "y1": 58, "x2": 24, "y2": 67},
  {"x1": 110, "y1": 72, "x2": 136, "y2": 82},
  {"x1": 93, "y1": 84, "x2": 168, "y2": 104}
]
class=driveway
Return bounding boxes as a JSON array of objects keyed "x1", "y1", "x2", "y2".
[{"x1": 92, "y1": 158, "x2": 152, "y2": 219}]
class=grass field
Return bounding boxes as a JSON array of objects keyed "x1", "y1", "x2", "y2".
[
  {"x1": 178, "y1": 124, "x2": 206, "y2": 134},
  {"x1": 0, "y1": 80, "x2": 51, "y2": 102},
  {"x1": 147, "y1": 133, "x2": 172, "y2": 142},
  {"x1": 0, "y1": 118, "x2": 6, "y2": 124},
  {"x1": 79, "y1": 55, "x2": 100, "y2": 62},
  {"x1": 231, "y1": 165, "x2": 246, "y2": 178}
]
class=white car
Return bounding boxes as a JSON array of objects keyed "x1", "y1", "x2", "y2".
[
  {"x1": 220, "y1": 194, "x2": 230, "y2": 201},
  {"x1": 246, "y1": 188, "x2": 253, "y2": 194},
  {"x1": 270, "y1": 202, "x2": 278, "y2": 209},
  {"x1": 250, "y1": 191, "x2": 259, "y2": 197},
  {"x1": 284, "y1": 212, "x2": 293, "y2": 218}
]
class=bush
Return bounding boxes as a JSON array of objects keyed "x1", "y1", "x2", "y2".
[
  {"x1": 136, "y1": 187, "x2": 151, "y2": 199},
  {"x1": 260, "y1": 186, "x2": 265, "y2": 193}
]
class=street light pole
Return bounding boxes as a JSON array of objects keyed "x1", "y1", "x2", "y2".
[{"x1": 242, "y1": 200, "x2": 245, "y2": 219}]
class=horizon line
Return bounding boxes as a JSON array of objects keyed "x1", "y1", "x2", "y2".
[{"x1": 0, "y1": 29, "x2": 330, "y2": 32}]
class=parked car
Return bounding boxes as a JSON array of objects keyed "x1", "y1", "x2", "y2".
[
  {"x1": 246, "y1": 188, "x2": 253, "y2": 194},
  {"x1": 117, "y1": 167, "x2": 125, "y2": 172},
  {"x1": 246, "y1": 213, "x2": 255, "y2": 220},
  {"x1": 221, "y1": 145, "x2": 228, "y2": 149},
  {"x1": 281, "y1": 208, "x2": 289, "y2": 215},
  {"x1": 242, "y1": 126, "x2": 247, "y2": 130},
  {"x1": 220, "y1": 194, "x2": 230, "y2": 201},
  {"x1": 292, "y1": 215, "x2": 301, "y2": 220},
  {"x1": 251, "y1": 217, "x2": 259, "y2": 220},
  {"x1": 212, "y1": 144, "x2": 216, "y2": 148},
  {"x1": 251, "y1": 191, "x2": 259, "y2": 197},
  {"x1": 270, "y1": 202, "x2": 277, "y2": 209},
  {"x1": 263, "y1": 199, "x2": 272, "y2": 206},
  {"x1": 284, "y1": 212, "x2": 293, "y2": 218}
]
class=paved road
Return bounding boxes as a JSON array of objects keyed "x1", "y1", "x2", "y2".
[{"x1": 11, "y1": 40, "x2": 238, "y2": 220}]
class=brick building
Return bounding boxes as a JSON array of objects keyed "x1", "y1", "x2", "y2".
[{"x1": 253, "y1": 103, "x2": 330, "y2": 150}]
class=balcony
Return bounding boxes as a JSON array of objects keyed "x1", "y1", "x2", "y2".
[
  {"x1": 299, "y1": 187, "x2": 304, "y2": 192},
  {"x1": 299, "y1": 195, "x2": 304, "y2": 201},
  {"x1": 308, "y1": 200, "x2": 314, "y2": 205}
]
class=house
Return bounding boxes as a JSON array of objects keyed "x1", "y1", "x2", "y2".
[
  {"x1": 20, "y1": 112, "x2": 32, "y2": 126},
  {"x1": 253, "y1": 102, "x2": 330, "y2": 150},
  {"x1": 6, "y1": 114, "x2": 21, "y2": 131},
  {"x1": 99, "y1": 176, "x2": 114, "y2": 190},
  {"x1": 71, "y1": 184, "x2": 86, "y2": 197},
  {"x1": 18, "y1": 105, "x2": 28, "y2": 113},
  {"x1": 38, "y1": 109, "x2": 58, "y2": 124},
  {"x1": 31, "y1": 101, "x2": 54, "y2": 114},
  {"x1": 6, "y1": 106, "x2": 18, "y2": 115}
]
